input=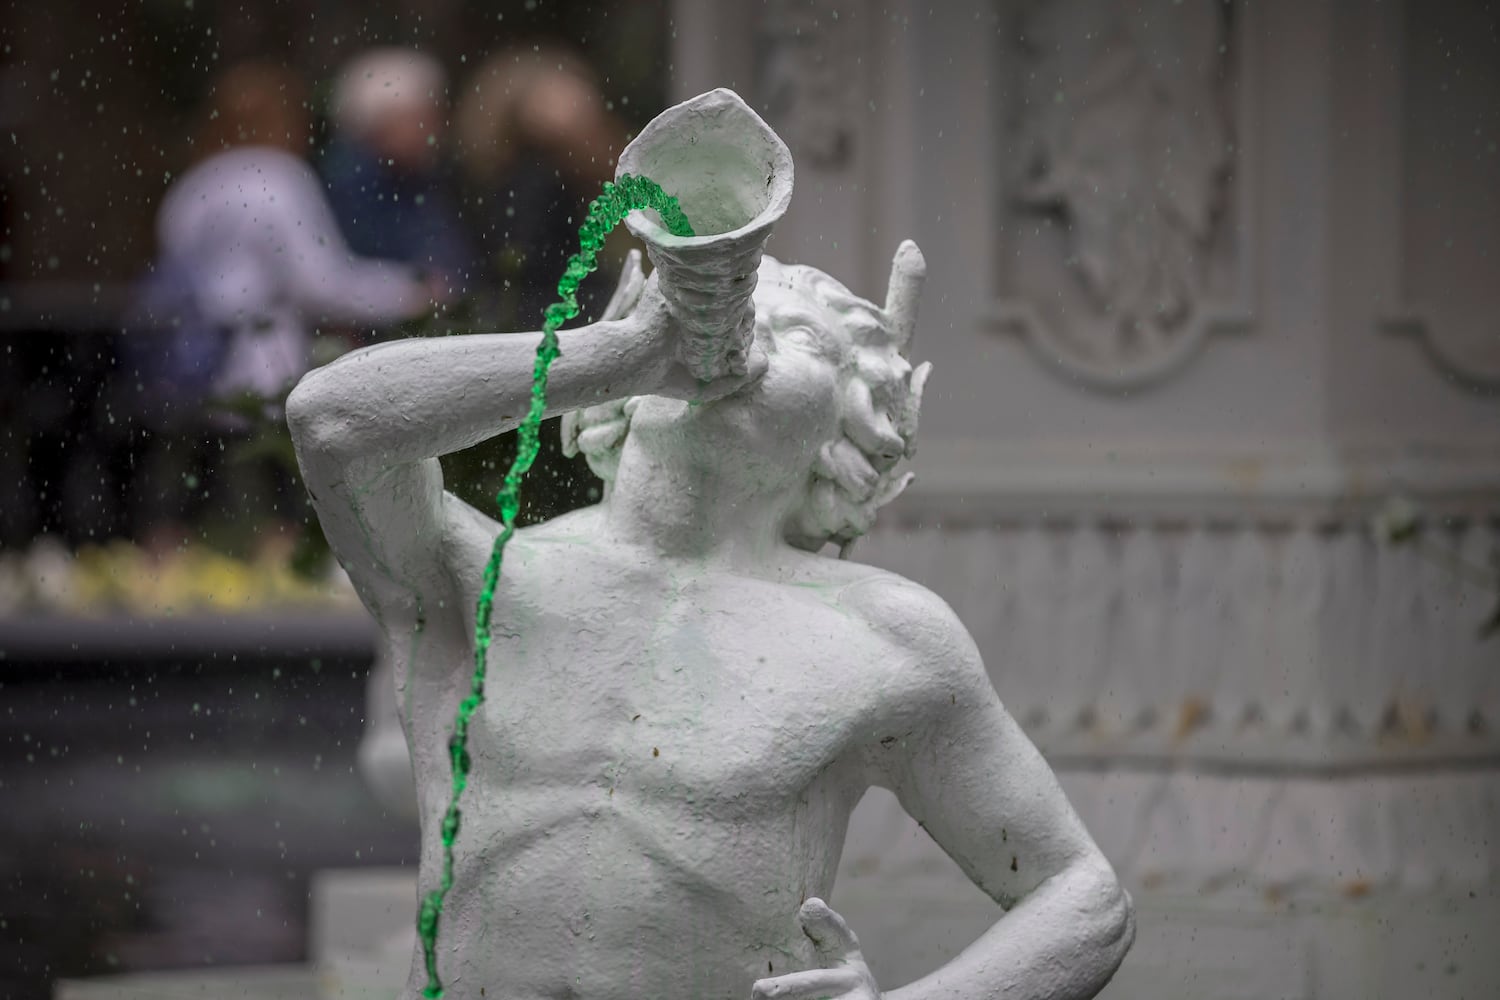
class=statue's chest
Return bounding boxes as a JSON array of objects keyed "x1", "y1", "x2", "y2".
[{"x1": 465, "y1": 571, "x2": 878, "y2": 809}]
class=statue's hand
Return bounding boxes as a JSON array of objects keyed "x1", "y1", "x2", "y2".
[
  {"x1": 751, "y1": 898, "x2": 881, "y2": 1000},
  {"x1": 623, "y1": 264, "x2": 768, "y2": 403}
]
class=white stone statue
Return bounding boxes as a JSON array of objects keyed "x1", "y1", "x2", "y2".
[{"x1": 288, "y1": 89, "x2": 1132, "y2": 1000}]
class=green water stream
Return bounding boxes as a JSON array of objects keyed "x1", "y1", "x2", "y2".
[{"x1": 415, "y1": 174, "x2": 694, "y2": 998}]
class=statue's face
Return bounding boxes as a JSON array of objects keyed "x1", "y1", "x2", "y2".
[
  {"x1": 731, "y1": 281, "x2": 851, "y2": 433},
  {"x1": 631, "y1": 280, "x2": 852, "y2": 483}
]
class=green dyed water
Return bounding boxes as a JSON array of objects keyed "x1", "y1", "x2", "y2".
[{"x1": 415, "y1": 174, "x2": 694, "y2": 998}]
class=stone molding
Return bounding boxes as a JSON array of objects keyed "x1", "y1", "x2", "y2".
[
  {"x1": 1069, "y1": 768, "x2": 1500, "y2": 895},
  {"x1": 843, "y1": 770, "x2": 1500, "y2": 898},
  {"x1": 859, "y1": 509, "x2": 1499, "y2": 768},
  {"x1": 889, "y1": 440, "x2": 1500, "y2": 521}
]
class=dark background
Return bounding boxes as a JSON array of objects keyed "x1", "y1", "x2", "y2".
[{"x1": 1, "y1": 3, "x2": 672, "y2": 998}]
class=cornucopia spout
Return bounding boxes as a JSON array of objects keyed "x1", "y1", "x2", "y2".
[{"x1": 616, "y1": 88, "x2": 794, "y2": 382}]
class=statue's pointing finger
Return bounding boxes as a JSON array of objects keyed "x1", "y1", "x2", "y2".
[{"x1": 748, "y1": 898, "x2": 881, "y2": 1000}]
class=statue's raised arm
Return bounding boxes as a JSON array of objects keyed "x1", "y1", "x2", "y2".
[{"x1": 285, "y1": 256, "x2": 762, "y2": 643}]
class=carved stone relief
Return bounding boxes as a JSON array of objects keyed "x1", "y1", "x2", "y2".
[
  {"x1": 753, "y1": 0, "x2": 856, "y2": 169},
  {"x1": 989, "y1": 0, "x2": 1253, "y2": 387}
]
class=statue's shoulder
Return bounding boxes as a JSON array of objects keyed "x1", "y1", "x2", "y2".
[
  {"x1": 800, "y1": 557, "x2": 988, "y2": 721},
  {"x1": 797, "y1": 555, "x2": 977, "y2": 667},
  {"x1": 437, "y1": 495, "x2": 606, "y2": 587},
  {"x1": 439, "y1": 492, "x2": 501, "y2": 573}
]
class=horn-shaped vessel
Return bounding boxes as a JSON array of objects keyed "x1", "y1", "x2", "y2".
[{"x1": 616, "y1": 88, "x2": 794, "y2": 381}]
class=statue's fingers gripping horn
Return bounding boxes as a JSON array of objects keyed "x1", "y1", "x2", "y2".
[{"x1": 615, "y1": 88, "x2": 794, "y2": 382}]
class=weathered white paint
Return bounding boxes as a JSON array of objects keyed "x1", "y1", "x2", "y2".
[{"x1": 289, "y1": 90, "x2": 1132, "y2": 1000}]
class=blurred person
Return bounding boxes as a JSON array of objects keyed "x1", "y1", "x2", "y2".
[
  {"x1": 346, "y1": 47, "x2": 636, "y2": 832},
  {"x1": 129, "y1": 60, "x2": 434, "y2": 552},
  {"x1": 454, "y1": 44, "x2": 631, "y2": 329},
  {"x1": 322, "y1": 48, "x2": 476, "y2": 298},
  {"x1": 151, "y1": 59, "x2": 433, "y2": 401}
]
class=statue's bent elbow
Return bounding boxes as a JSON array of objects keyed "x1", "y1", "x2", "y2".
[
  {"x1": 1092, "y1": 862, "x2": 1136, "y2": 971},
  {"x1": 284, "y1": 371, "x2": 342, "y2": 464}
]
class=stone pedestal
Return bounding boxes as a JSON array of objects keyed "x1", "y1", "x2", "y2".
[
  {"x1": 55, "y1": 966, "x2": 320, "y2": 1000},
  {"x1": 308, "y1": 869, "x2": 415, "y2": 1000}
]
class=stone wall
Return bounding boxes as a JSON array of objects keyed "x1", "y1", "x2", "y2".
[{"x1": 673, "y1": 1, "x2": 1500, "y2": 996}]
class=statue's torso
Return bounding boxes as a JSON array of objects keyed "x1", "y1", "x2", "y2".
[{"x1": 398, "y1": 506, "x2": 924, "y2": 999}]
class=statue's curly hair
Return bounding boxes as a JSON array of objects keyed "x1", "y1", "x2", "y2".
[{"x1": 563, "y1": 245, "x2": 930, "y2": 556}]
